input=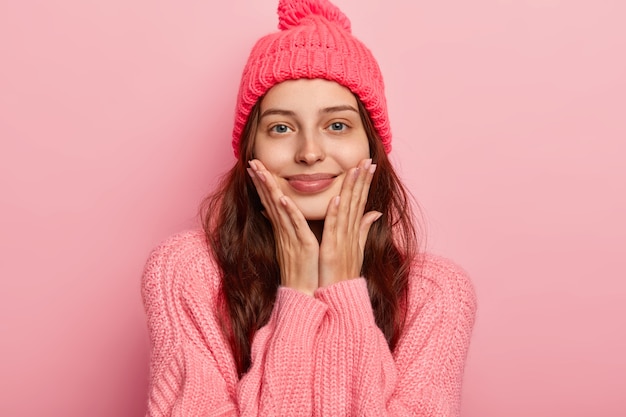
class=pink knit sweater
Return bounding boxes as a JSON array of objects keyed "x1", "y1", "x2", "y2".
[{"x1": 142, "y1": 230, "x2": 476, "y2": 416}]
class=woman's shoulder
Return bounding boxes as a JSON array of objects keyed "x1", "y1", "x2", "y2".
[
  {"x1": 142, "y1": 229, "x2": 221, "y2": 303},
  {"x1": 144, "y1": 229, "x2": 215, "y2": 270},
  {"x1": 407, "y1": 253, "x2": 477, "y2": 314},
  {"x1": 146, "y1": 228, "x2": 210, "y2": 258}
]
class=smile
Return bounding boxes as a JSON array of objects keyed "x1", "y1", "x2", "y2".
[{"x1": 286, "y1": 173, "x2": 337, "y2": 193}]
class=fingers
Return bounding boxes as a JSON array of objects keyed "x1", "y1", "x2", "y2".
[
  {"x1": 353, "y1": 159, "x2": 376, "y2": 228},
  {"x1": 335, "y1": 158, "x2": 376, "y2": 235},
  {"x1": 247, "y1": 159, "x2": 319, "y2": 294},
  {"x1": 247, "y1": 160, "x2": 287, "y2": 226},
  {"x1": 321, "y1": 194, "x2": 340, "y2": 238},
  {"x1": 247, "y1": 159, "x2": 311, "y2": 239},
  {"x1": 247, "y1": 164, "x2": 281, "y2": 227},
  {"x1": 319, "y1": 158, "x2": 380, "y2": 285},
  {"x1": 358, "y1": 210, "x2": 383, "y2": 252}
]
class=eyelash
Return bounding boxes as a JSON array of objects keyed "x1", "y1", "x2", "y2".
[
  {"x1": 327, "y1": 122, "x2": 348, "y2": 132},
  {"x1": 269, "y1": 124, "x2": 292, "y2": 134},
  {"x1": 267, "y1": 121, "x2": 351, "y2": 135}
]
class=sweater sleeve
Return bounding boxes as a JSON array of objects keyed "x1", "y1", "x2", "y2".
[
  {"x1": 312, "y1": 255, "x2": 477, "y2": 417},
  {"x1": 141, "y1": 232, "x2": 328, "y2": 417}
]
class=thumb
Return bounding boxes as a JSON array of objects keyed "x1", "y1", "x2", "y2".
[{"x1": 358, "y1": 211, "x2": 383, "y2": 250}]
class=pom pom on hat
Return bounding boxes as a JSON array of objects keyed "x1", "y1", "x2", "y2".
[
  {"x1": 277, "y1": 0, "x2": 351, "y2": 31},
  {"x1": 232, "y1": 0, "x2": 391, "y2": 157}
]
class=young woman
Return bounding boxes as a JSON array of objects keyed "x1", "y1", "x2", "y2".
[{"x1": 141, "y1": 1, "x2": 477, "y2": 416}]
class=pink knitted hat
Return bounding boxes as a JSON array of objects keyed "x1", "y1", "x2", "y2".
[{"x1": 231, "y1": 0, "x2": 391, "y2": 157}]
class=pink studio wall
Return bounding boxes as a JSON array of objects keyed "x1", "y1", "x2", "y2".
[{"x1": 1, "y1": 0, "x2": 624, "y2": 416}]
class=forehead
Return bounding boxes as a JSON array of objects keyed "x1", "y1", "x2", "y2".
[{"x1": 260, "y1": 79, "x2": 358, "y2": 112}]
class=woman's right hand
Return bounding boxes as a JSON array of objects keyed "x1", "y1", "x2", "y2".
[{"x1": 247, "y1": 159, "x2": 320, "y2": 296}]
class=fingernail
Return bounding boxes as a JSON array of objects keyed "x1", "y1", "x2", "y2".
[
  {"x1": 353, "y1": 167, "x2": 360, "y2": 178},
  {"x1": 246, "y1": 167, "x2": 255, "y2": 178},
  {"x1": 256, "y1": 170, "x2": 266, "y2": 182},
  {"x1": 364, "y1": 158, "x2": 372, "y2": 170},
  {"x1": 334, "y1": 195, "x2": 341, "y2": 206},
  {"x1": 248, "y1": 160, "x2": 257, "y2": 170},
  {"x1": 279, "y1": 196, "x2": 287, "y2": 206},
  {"x1": 369, "y1": 164, "x2": 377, "y2": 174},
  {"x1": 374, "y1": 212, "x2": 383, "y2": 221}
]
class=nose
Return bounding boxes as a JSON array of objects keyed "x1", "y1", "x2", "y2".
[{"x1": 295, "y1": 132, "x2": 325, "y2": 165}]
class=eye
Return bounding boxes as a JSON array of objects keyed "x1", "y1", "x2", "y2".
[
  {"x1": 328, "y1": 122, "x2": 348, "y2": 132},
  {"x1": 269, "y1": 124, "x2": 292, "y2": 134}
]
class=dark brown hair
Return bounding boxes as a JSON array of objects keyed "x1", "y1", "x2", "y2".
[{"x1": 200, "y1": 97, "x2": 420, "y2": 377}]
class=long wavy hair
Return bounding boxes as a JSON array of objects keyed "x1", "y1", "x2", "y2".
[{"x1": 201, "y1": 96, "x2": 421, "y2": 377}]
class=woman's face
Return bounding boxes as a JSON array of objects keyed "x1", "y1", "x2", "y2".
[{"x1": 253, "y1": 79, "x2": 370, "y2": 221}]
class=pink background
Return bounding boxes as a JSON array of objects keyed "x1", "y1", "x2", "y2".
[{"x1": 1, "y1": 0, "x2": 625, "y2": 416}]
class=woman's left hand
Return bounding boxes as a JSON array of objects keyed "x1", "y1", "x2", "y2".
[{"x1": 318, "y1": 158, "x2": 382, "y2": 288}]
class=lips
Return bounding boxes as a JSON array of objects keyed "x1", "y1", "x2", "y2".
[{"x1": 286, "y1": 173, "x2": 337, "y2": 193}]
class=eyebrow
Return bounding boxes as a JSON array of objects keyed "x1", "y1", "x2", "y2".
[
  {"x1": 320, "y1": 105, "x2": 359, "y2": 114},
  {"x1": 260, "y1": 109, "x2": 296, "y2": 119},
  {"x1": 259, "y1": 105, "x2": 359, "y2": 119}
]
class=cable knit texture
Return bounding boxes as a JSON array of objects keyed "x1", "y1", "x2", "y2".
[
  {"x1": 142, "y1": 230, "x2": 477, "y2": 416},
  {"x1": 232, "y1": 0, "x2": 391, "y2": 157}
]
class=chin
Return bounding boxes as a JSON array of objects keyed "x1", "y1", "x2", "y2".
[
  {"x1": 303, "y1": 213, "x2": 326, "y2": 221},
  {"x1": 299, "y1": 207, "x2": 328, "y2": 221},
  {"x1": 291, "y1": 197, "x2": 331, "y2": 221}
]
